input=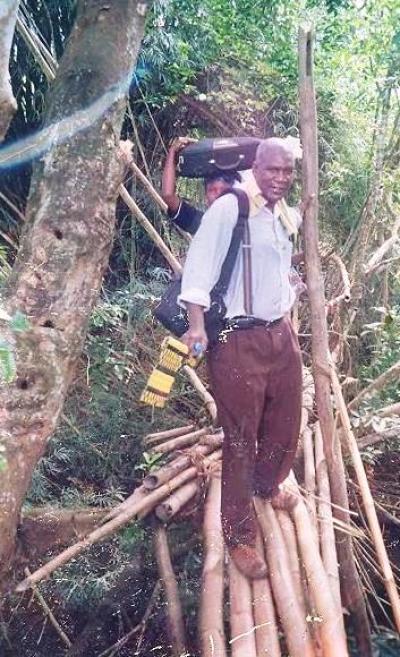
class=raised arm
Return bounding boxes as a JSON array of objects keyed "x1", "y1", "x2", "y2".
[{"x1": 161, "y1": 137, "x2": 196, "y2": 213}]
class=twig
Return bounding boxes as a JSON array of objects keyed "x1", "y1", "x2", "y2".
[
  {"x1": 24, "y1": 568, "x2": 72, "y2": 648},
  {"x1": 98, "y1": 581, "x2": 162, "y2": 657}
]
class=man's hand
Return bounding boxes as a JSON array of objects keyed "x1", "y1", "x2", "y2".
[
  {"x1": 181, "y1": 302, "x2": 208, "y2": 355},
  {"x1": 181, "y1": 326, "x2": 208, "y2": 356}
]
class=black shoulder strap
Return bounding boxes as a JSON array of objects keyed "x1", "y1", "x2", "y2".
[{"x1": 211, "y1": 188, "x2": 250, "y2": 298}]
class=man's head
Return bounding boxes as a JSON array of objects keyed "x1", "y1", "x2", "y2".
[
  {"x1": 204, "y1": 171, "x2": 240, "y2": 206},
  {"x1": 252, "y1": 138, "x2": 295, "y2": 209}
]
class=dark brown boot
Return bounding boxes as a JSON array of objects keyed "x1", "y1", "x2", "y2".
[{"x1": 230, "y1": 544, "x2": 268, "y2": 580}]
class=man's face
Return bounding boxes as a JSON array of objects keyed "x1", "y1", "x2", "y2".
[
  {"x1": 205, "y1": 179, "x2": 231, "y2": 206},
  {"x1": 252, "y1": 148, "x2": 295, "y2": 208}
]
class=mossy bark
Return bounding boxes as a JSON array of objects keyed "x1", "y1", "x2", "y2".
[{"x1": 0, "y1": 0, "x2": 149, "y2": 575}]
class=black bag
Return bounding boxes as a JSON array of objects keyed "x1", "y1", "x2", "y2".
[
  {"x1": 177, "y1": 137, "x2": 260, "y2": 179},
  {"x1": 153, "y1": 189, "x2": 250, "y2": 345}
]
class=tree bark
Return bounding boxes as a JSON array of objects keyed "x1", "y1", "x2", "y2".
[
  {"x1": 0, "y1": 0, "x2": 150, "y2": 577},
  {"x1": 0, "y1": 0, "x2": 19, "y2": 141},
  {"x1": 298, "y1": 26, "x2": 372, "y2": 656}
]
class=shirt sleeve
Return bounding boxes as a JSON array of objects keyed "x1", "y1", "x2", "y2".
[
  {"x1": 178, "y1": 194, "x2": 239, "y2": 310},
  {"x1": 168, "y1": 200, "x2": 203, "y2": 235}
]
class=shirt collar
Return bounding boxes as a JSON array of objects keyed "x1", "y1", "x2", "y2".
[{"x1": 239, "y1": 171, "x2": 298, "y2": 235}]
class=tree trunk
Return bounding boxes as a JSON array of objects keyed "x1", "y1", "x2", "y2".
[
  {"x1": 0, "y1": 0, "x2": 19, "y2": 140},
  {"x1": 298, "y1": 26, "x2": 372, "y2": 656},
  {"x1": 0, "y1": 0, "x2": 149, "y2": 577}
]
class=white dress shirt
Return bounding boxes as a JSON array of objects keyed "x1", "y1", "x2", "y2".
[{"x1": 178, "y1": 191, "x2": 302, "y2": 322}]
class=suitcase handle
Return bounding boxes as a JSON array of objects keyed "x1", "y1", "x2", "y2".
[{"x1": 210, "y1": 153, "x2": 244, "y2": 170}]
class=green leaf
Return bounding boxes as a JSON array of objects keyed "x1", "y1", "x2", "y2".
[
  {"x1": 10, "y1": 311, "x2": 31, "y2": 333},
  {"x1": 0, "y1": 341, "x2": 16, "y2": 383}
]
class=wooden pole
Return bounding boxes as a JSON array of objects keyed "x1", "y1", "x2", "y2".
[
  {"x1": 252, "y1": 533, "x2": 281, "y2": 657},
  {"x1": 290, "y1": 483, "x2": 349, "y2": 657},
  {"x1": 330, "y1": 361, "x2": 400, "y2": 632},
  {"x1": 149, "y1": 427, "x2": 208, "y2": 454},
  {"x1": 314, "y1": 423, "x2": 342, "y2": 613},
  {"x1": 119, "y1": 184, "x2": 182, "y2": 275},
  {"x1": 129, "y1": 160, "x2": 168, "y2": 212},
  {"x1": 16, "y1": 451, "x2": 222, "y2": 591},
  {"x1": 255, "y1": 499, "x2": 316, "y2": 657},
  {"x1": 182, "y1": 365, "x2": 218, "y2": 424},
  {"x1": 144, "y1": 424, "x2": 195, "y2": 446},
  {"x1": 153, "y1": 525, "x2": 187, "y2": 657},
  {"x1": 298, "y1": 25, "x2": 372, "y2": 654},
  {"x1": 199, "y1": 472, "x2": 227, "y2": 657},
  {"x1": 229, "y1": 559, "x2": 258, "y2": 657}
]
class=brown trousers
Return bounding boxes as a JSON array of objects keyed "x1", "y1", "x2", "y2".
[{"x1": 207, "y1": 317, "x2": 302, "y2": 548}]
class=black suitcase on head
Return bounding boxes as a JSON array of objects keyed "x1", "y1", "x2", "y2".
[{"x1": 177, "y1": 137, "x2": 261, "y2": 179}]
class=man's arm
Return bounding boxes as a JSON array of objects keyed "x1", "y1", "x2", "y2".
[{"x1": 178, "y1": 194, "x2": 239, "y2": 354}]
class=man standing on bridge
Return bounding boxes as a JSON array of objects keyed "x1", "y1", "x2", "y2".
[{"x1": 178, "y1": 138, "x2": 303, "y2": 579}]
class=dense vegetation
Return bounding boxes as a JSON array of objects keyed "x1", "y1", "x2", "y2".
[{"x1": 0, "y1": 0, "x2": 399, "y2": 655}]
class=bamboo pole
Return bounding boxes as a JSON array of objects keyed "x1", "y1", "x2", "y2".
[
  {"x1": 16, "y1": 450, "x2": 222, "y2": 591},
  {"x1": 314, "y1": 423, "x2": 342, "y2": 612},
  {"x1": 199, "y1": 472, "x2": 227, "y2": 657},
  {"x1": 289, "y1": 481, "x2": 349, "y2": 657},
  {"x1": 144, "y1": 424, "x2": 195, "y2": 446},
  {"x1": 150, "y1": 427, "x2": 209, "y2": 454},
  {"x1": 155, "y1": 479, "x2": 199, "y2": 522},
  {"x1": 330, "y1": 361, "x2": 400, "y2": 632},
  {"x1": 182, "y1": 365, "x2": 218, "y2": 423},
  {"x1": 228, "y1": 559, "x2": 257, "y2": 657},
  {"x1": 153, "y1": 525, "x2": 187, "y2": 657},
  {"x1": 129, "y1": 160, "x2": 168, "y2": 212},
  {"x1": 298, "y1": 25, "x2": 371, "y2": 653},
  {"x1": 254, "y1": 498, "x2": 316, "y2": 657},
  {"x1": 143, "y1": 443, "x2": 213, "y2": 490},
  {"x1": 252, "y1": 532, "x2": 281, "y2": 657},
  {"x1": 302, "y1": 427, "x2": 317, "y2": 531},
  {"x1": 276, "y1": 510, "x2": 307, "y2": 614},
  {"x1": 119, "y1": 184, "x2": 182, "y2": 275}
]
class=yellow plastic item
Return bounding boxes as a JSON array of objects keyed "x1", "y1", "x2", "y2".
[{"x1": 140, "y1": 337, "x2": 198, "y2": 408}]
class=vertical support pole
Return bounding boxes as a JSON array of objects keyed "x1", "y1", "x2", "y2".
[{"x1": 298, "y1": 25, "x2": 372, "y2": 656}]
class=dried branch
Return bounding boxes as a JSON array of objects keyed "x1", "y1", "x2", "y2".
[{"x1": 348, "y1": 360, "x2": 400, "y2": 410}]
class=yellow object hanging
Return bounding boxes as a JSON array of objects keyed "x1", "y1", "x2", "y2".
[{"x1": 140, "y1": 337, "x2": 198, "y2": 408}]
